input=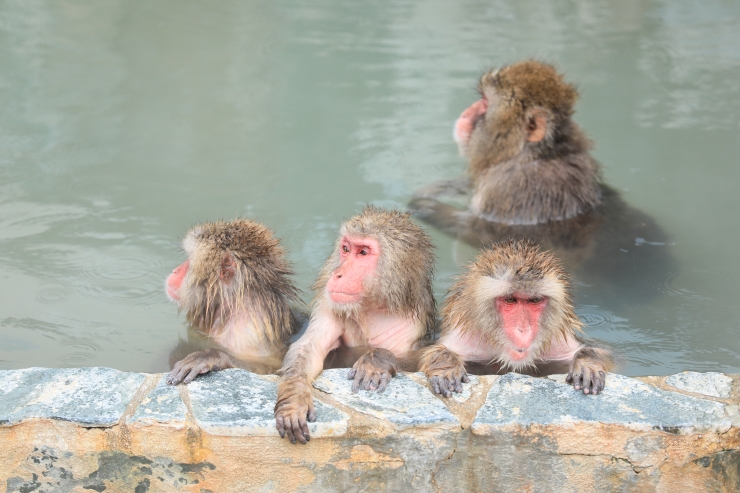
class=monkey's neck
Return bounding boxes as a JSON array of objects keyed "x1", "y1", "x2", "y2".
[
  {"x1": 201, "y1": 311, "x2": 283, "y2": 358},
  {"x1": 470, "y1": 127, "x2": 602, "y2": 225}
]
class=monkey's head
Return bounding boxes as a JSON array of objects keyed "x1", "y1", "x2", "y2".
[
  {"x1": 166, "y1": 219, "x2": 299, "y2": 335},
  {"x1": 317, "y1": 206, "x2": 436, "y2": 322},
  {"x1": 455, "y1": 60, "x2": 581, "y2": 176},
  {"x1": 443, "y1": 238, "x2": 582, "y2": 370}
]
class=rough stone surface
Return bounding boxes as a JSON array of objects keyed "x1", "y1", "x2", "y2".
[
  {"x1": 473, "y1": 372, "x2": 730, "y2": 434},
  {"x1": 188, "y1": 368, "x2": 348, "y2": 437},
  {"x1": 0, "y1": 368, "x2": 738, "y2": 492},
  {"x1": 130, "y1": 376, "x2": 187, "y2": 425},
  {"x1": 313, "y1": 368, "x2": 458, "y2": 428},
  {"x1": 0, "y1": 367, "x2": 145, "y2": 426},
  {"x1": 665, "y1": 371, "x2": 734, "y2": 398}
]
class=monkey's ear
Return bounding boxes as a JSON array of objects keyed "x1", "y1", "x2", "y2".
[
  {"x1": 524, "y1": 108, "x2": 549, "y2": 143},
  {"x1": 220, "y1": 252, "x2": 236, "y2": 284}
]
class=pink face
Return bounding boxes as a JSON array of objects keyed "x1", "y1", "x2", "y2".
[
  {"x1": 454, "y1": 97, "x2": 488, "y2": 145},
  {"x1": 495, "y1": 293, "x2": 548, "y2": 362},
  {"x1": 166, "y1": 259, "x2": 189, "y2": 302},
  {"x1": 326, "y1": 235, "x2": 380, "y2": 305}
]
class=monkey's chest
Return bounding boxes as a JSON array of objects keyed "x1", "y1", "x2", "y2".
[{"x1": 341, "y1": 316, "x2": 419, "y2": 356}]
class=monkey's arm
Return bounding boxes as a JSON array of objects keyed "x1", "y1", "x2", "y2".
[
  {"x1": 542, "y1": 334, "x2": 613, "y2": 395},
  {"x1": 275, "y1": 307, "x2": 344, "y2": 444}
]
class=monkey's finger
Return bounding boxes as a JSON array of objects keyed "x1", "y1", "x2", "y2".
[
  {"x1": 351, "y1": 369, "x2": 366, "y2": 393},
  {"x1": 453, "y1": 377, "x2": 463, "y2": 394},
  {"x1": 308, "y1": 402, "x2": 317, "y2": 422},
  {"x1": 461, "y1": 373, "x2": 470, "y2": 384},
  {"x1": 292, "y1": 419, "x2": 308, "y2": 445},
  {"x1": 429, "y1": 376, "x2": 442, "y2": 395},
  {"x1": 299, "y1": 416, "x2": 311, "y2": 443},
  {"x1": 183, "y1": 365, "x2": 204, "y2": 384},
  {"x1": 276, "y1": 416, "x2": 286, "y2": 438},
  {"x1": 571, "y1": 370, "x2": 583, "y2": 390},
  {"x1": 438, "y1": 377, "x2": 451, "y2": 397},
  {"x1": 283, "y1": 416, "x2": 296, "y2": 444},
  {"x1": 368, "y1": 372, "x2": 382, "y2": 392},
  {"x1": 581, "y1": 368, "x2": 593, "y2": 394},
  {"x1": 377, "y1": 373, "x2": 390, "y2": 393},
  {"x1": 566, "y1": 371, "x2": 574, "y2": 384},
  {"x1": 596, "y1": 371, "x2": 606, "y2": 393},
  {"x1": 347, "y1": 368, "x2": 357, "y2": 380}
]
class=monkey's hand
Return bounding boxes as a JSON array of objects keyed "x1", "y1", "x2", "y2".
[
  {"x1": 347, "y1": 348, "x2": 398, "y2": 393},
  {"x1": 274, "y1": 377, "x2": 316, "y2": 445},
  {"x1": 166, "y1": 349, "x2": 235, "y2": 385},
  {"x1": 419, "y1": 344, "x2": 469, "y2": 398},
  {"x1": 566, "y1": 348, "x2": 611, "y2": 395}
]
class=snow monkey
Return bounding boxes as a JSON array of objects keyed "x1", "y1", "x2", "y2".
[
  {"x1": 409, "y1": 60, "x2": 671, "y2": 304},
  {"x1": 165, "y1": 219, "x2": 303, "y2": 385},
  {"x1": 420, "y1": 239, "x2": 613, "y2": 397},
  {"x1": 274, "y1": 206, "x2": 436, "y2": 444}
]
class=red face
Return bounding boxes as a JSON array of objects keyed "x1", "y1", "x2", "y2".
[
  {"x1": 495, "y1": 293, "x2": 548, "y2": 362},
  {"x1": 166, "y1": 259, "x2": 189, "y2": 302},
  {"x1": 326, "y1": 235, "x2": 380, "y2": 305},
  {"x1": 454, "y1": 97, "x2": 488, "y2": 145}
]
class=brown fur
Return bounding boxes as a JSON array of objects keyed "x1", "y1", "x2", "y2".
[
  {"x1": 179, "y1": 219, "x2": 301, "y2": 352},
  {"x1": 312, "y1": 206, "x2": 436, "y2": 339},
  {"x1": 464, "y1": 60, "x2": 602, "y2": 225}
]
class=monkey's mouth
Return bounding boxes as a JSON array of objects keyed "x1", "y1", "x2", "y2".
[
  {"x1": 508, "y1": 347, "x2": 531, "y2": 361},
  {"x1": 328, "y1": 291, "x2": 362, "y2": 304}
]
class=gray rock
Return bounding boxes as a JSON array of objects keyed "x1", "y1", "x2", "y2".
[
  {"x1": 473, "y1": 373, "x2": 730, "y2": 434},
  {"x1": 0, "y1": 367, "x2": 146, "y2": 426},
  {"x1": 665, "y1": 371, "x2": 733, "y2": 399},
  {"x1": 130, "y1": 376, "x2": 188, "y2": 425},
  {"x1": 187, "y1": 369, "x2": 348, "y2": 437},
  {"x1": 313, "y1": 369, "x2": 459, "y2": 428}
]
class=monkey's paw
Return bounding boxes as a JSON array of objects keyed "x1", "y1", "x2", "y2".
[
  {"x1": 420, "y1": 345, "x2": 469, "y2": 397},
  {"x1": 275, "y1": 377, "x2": 316, "y2": 445},
  {"x1": 166, "y1": 349, "x2": 232, "y2": 385},
  {"x1": 347, "y1": 348, "x2": 398, "y2": 393},
  {"x1": 566, "y1": 348, "x2": 609, "y2": 395}
]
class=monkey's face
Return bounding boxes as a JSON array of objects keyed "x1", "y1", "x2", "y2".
[
  {"x1": 325, "y1": 235, "x2": 380, "y2": 310},
  {"x1": 166, "y1": 259, "x2": 190, "y2": 303},
  {"x1": 493, "y1": 293, "x2": 549, "y2": 368}
]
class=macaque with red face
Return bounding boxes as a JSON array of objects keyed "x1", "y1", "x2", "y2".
[
  {"x1": 410, "y1": 60, "x2": 672, "y2": 304},
  {"x1": 420, "y1": 239, "x2": 613, "y2": 396},
  {"x1": 165, "y1": 219, "x2": 303, "y2": 385},
  {"x1": 274, "y1": 206, "x2": 436, "y2": 444}
]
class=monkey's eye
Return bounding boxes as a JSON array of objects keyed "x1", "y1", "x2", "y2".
[
  {"x1": 342, "y1": 245, "x2": 350, "y2": 253},
  {"x1": 359, "y1": 249, "x2": 368, "y2": 256},
  {"x1": 528, "y1": 297, "x2": 543, "y2": 304},
  {"x1": 503, "y1": 296, "x2": 517, "y2": 304}
]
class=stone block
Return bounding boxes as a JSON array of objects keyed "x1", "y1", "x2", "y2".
[
  {"x1": 313, "y1": 369, "x2": 459, "y2": 429},
  {"x1": 0, "y1": 367, "x2": 146, "y2": 427},
  {"x1": 665, "y1": 371, "x2": 734, "y2": 398},
  {"x1": 472, "y1": 372, "x2": 731, "y2": 434},
  {"x1": 187, "y1": 368, "x2": 348, "y2": 437},
  {"x1": 130, "y1": 376, "x2": 188, "y2": 425}
]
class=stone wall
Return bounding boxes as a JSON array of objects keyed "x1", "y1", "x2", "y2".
[{"x1": 1, "y1": 367, "x2": 738, "y2": 492}]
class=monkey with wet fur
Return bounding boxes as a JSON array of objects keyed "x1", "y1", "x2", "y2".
[
  {"x1": 165, "y1": 219, "x2": 304, "y2": 385},
  {"x1": 275, "y1": 206, "x2": 436, "y2": 444},
  {"x1": 410, "y1": 60, "x2": 671, "y2": 303},
  {"x1": 420, "y1": 239, "x2": 613, "y2": 396}
]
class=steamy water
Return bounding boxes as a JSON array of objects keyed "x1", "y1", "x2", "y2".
[{"x1": 1, "y1": 0, "x2": 739, "y2": 376}]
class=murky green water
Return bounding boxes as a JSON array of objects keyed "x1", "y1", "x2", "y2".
[{"x1": 1, "y1": 0, "x2": 739, "y2": 375}]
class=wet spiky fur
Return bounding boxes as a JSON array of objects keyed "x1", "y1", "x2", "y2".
[
  {"x1": 441, "y1": 238, "x2": 582, "y2": 371},
  {"x1": 178, "y1": 219, "x2": 301, "y2": 352},
  {"x1": 464, "y1": 60, "x2": 602, "y2": 225},
  {"x1": 312, "y1": 206, "x2": 436, "y2": 339}
]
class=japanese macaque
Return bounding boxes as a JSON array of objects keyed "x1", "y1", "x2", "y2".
[
  {"x1": 409, "y1": 60, "x2": 672, "y2": 303},
  {"x1": 274, "y1": 206, "x2": 436, "y2": 444},
  {"x1": 420, "y1": 239, "x2": 613, "y2": 396},
  {"x1": 165, "y1": 219, "x2": 303, "y2": 385}
]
